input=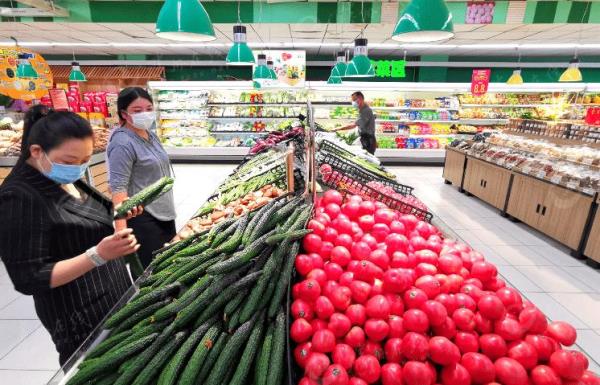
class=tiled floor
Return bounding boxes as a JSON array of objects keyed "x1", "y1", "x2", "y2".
[{"x1": 0, "y1": 164, "x2": 598, "y2": 384}]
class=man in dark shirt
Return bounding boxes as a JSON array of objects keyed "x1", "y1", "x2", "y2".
[{"x1": 334, "y1": 91, "x2": 377, "y2": 154}]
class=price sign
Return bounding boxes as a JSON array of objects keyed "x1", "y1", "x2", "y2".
[
  {"x1": 567, "y1": 182, "x2": 578, "y2": 190},
  {"x1": 582, "y1": 158, "x2": 593, "y2": 165},
  {"x1": 471, "y1": 69, "x2": 491, "y2": 97},
  {"x1": 536, "y1": 171, "x2": 546, "y2": 179},
  {"x1": 551, "y1": 175, "x2": 562, "y2": 184},
  {"x1": 585, "y1": 107, "x2": 600, "y2": 125},
  {"x1": 49, "y1": 88, "x2": 69, "y2": 111},
  {"x1": 522, "y1": 166, "x2": 531, "y2": 174}
]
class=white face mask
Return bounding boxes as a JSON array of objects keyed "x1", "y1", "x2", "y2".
[
  {"x1": 130, "y1": 111, "x2": 156, "y2": 131},
  {"x1": 352, "y1": 100, "x2": 359, "y2": 108}
]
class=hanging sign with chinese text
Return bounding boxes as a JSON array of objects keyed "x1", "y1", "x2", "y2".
[
  {"x1": 471, "y1": 69, "x2": 491, "y2": 96},
  {"x1": 371, "y1": 60, "x2": 406, "y2": 79}
]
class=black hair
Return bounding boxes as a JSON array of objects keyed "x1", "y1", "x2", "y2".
[
  {"x1": 18, "y1": 111, "x2": 93, "y2": 163},
  {"x1": 352, "y1": 91, "x2": 365, "y2": 100},
  {"x1": 21, "y1": 104, "x2": 51, "y2": 152},
  {"x1": 117, "y1": 87, "x2": 153, "y2": 122}
]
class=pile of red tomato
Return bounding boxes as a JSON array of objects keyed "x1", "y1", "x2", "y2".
[{"x1": 291, "y1": 189, "x2": 599, "y2": 385}]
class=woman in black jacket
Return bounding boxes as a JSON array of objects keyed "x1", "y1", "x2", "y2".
[{"x1": 0, "y1": 110, "x2": 142, "y2": 366}]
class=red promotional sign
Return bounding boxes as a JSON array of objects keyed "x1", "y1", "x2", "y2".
[
  {"x1": 471, "y1": 69, "x2": 491, "y2": 96},
  {"x1": 49, "y1": 88, "x2": 69, "y2": 111},
  {"x1": 585, "y1": 107, "x2": 600, "y2": 125}
]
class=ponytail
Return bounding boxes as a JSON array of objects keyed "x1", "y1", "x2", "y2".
[{"x1": 19, "y1": 105, "x2": 52, "y2": 163}]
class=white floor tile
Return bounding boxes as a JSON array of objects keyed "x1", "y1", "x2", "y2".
[
  {"x1": 453, "y1": 229, "x2": 484, "y2": 246},
  {"x1": 521, "y1": 292, "x2": 589, "y2": 329},
  {"x1": 0, "y1": 285, "x2": 22, "y2": 310},
  {"x1": 519, "y1": 266, "x2": 595, "y2": 293},
  {"x1": 491, "y1": 245, "x2": 553, "y2": 266},
  {"x1": 534, "y1": 244, "x2": 587, "y2": 267},
  {"x1": 0, "y1": 326, "x2": 60, "y2": 370},
  {"x1": 0, "y1": 369, "x2": 56, "y2": 385},
  {"x1": 0, "y1": 296, "x2": 38, "y2": 320},
  {"x1": 560, "y1": 266, "x2": 600, "y2": 293},
  {"x1": 472, "y1": 244, "x2": 512, "y2": 266},
  {"x1": 0, "y1": 320, "x2": 40, "y2": 359},
  {"x1": 550, "y1": 293, "x2": 600, "y2": 329},
  {"x1": 497, "y1": 265, "x2": 544, "y2": 292}
]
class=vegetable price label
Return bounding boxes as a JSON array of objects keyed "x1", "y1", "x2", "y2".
[
  {"x1": 471, "y1": 69, "x2": 491, "y2": 96},
  {"x1": 522, "y1": 166, "x2": 531, "y2": 174},
  {"x1": 536, "y1": 171, "x2": 546, "y2": 179},
  {"x1": 582, "y1": 158, "x2": 593, "y2": 165},
  {"x1": 567, "y1": 182, "x2": 578, "y2": 190},
  {"x1": 551, "y1": 176, "x2": 562, "y2": 184}
]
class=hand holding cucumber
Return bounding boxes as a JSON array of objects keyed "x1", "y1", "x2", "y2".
[
  {"x1": 114, "y1": 200, "x2": 144, "y2": 221},
  {"x1": 97, "y1": 229, "x2": 141, "y2": 261}
]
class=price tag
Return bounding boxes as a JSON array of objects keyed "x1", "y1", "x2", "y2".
[
  {"x1": 551, "y1": 175, "x2": 562, "y2": 184},
  {"x1": 582, "y1": 188, "x2": 595, "y2": 195},
  {"x1": 567, "y1": 182, "x2": 578, "y2": 190},
  {"x1": 536, "y1": 171, "x2": 546, "y2": 179},
  {"x1": 497, "y1": 159, "x2": 506, "y2": 166},
  {"x1": 582, "y1": 158, "x2": 593, "y2": 165},
  {"x1": 522, "y1": 166, "x2": 531, "y2": 174}
]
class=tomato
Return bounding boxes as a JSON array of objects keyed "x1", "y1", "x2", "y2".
[
  {"x1": 351, "y1": 242, "x2": 371, "y2": 261},
  {"x1": 295, "y1": 254, "x2": 315, "y2": 276},
  {"x1": 473, "y1": 312, "x2": 493, "y2": 334},
  {"x1": 549, "y1": 350, "x2": 586, "y2": 381},
  {"x1": 464, "y1": 278, "x2": 484, "y2": 289},
  {"x1": 294, "y1": 342, "x2": 312, "y2": 368},
  {"x1": 334, "y1": 233, "x2": 353, "y2": 249},
  {"x1": 320, "y1": 242, "x2": 335, "y2": 260},
  {"x1": 581, "y1": 371, "x2": 600, "y2": 385},
  {"x1": 367, "y1": 249, "x2": 389, "y2": 271},
  {"x1": 415, "y1": 275, "x2": 442, "y2": 298},
  {"x1": 438, "y1": 254, "x2": 463, "y2": 274},
  {"x1": 454, "y1": 293, "x2": 477, "y2": 312},
  {"x1": 323, "y1": 280, "x2": 339, "y2": 298},
  {"x1": 332, "y1": 344, "x2": 356, "y2": 371},
  {"x1": 300, "y1": 377, "x2": 320, "y2": 385},
  {"x1": 403, "y1": 361, "x2": 434, "y2": 385},
  {"x1": 339, "y1": 272, "x2": 354, "y2": 288},
  {"x1": 494, "y1": 357, "x2": 529, "y2": 385},
  {"x1": 291, "y1": 318, "x2": 313, "y2": 342},
  {"x1": 329, "y1": 286, "x2": 352, "y2": 311},
  {"x1": 546, "y1": 321, "x2": 577, "y2": 347},
  {"x1": 429, "y1": 336, "x2": 461, "y2": 365},
  {"x1": 334, "y1": 218, "x2": 354, "y2": 235},
  {"x1": 404, "y1": 309, "x2": 430, "y2": 333},
  {"x1": 323, "y1": 263, "x2": 343, "y2": 282},
  {"x1": 390, "y1": 220, "x2": 406, "y2": 234},
  {"x1": 347, "y1": 280, "x2": 370, "y2": 304},
  {"x1": 416, "y1": 263, "x2": 438, "y2": 277},
  {"x1": 381, "y1": 363, "x2": 403, "y2": 385},
  {"x1": 434, "y1": 294, "x2": 457, "y2": 314},
  {"x1": 381, "y1": 268, "x2": 412, "y2": 294},
  {"x1": 308, "y1": 219, "x2": 326, "y2": 237},
  {"x1": 390, "y1": 251, "x2": 417, "y2": 269},
  {"x1": 342, "y1": 201, "x2": 361, "y2": 219},
  {"x1": 384, "y1": 338, "x2": 403, "y2": 363},
  {"x1": 484, "y1": 276, "x2": 506, "y2": 292},
  {"x1": 353, "y1": 260, "x2": 383, "y2": 284},
  {"x1": 304, "y1": 234, "x2": 324, "y2": 254},
  {"x1": 360, "y1": 340, "x2": 385, "y2": 361},
  {"x1": 342, "y1": 303, "x2": 364, "y2": 325},
  {"x1": 461, "y1": 352, "x2": 495, "y2": 385},
  {"x1": 349, "y1": 378, "x2": 368, "y2": 385},
  {"x1": 371, "y1": 223, "x2": 391, "y2": 242},
  {"x1": 307, "y1": 269, "x2": 327, "y2": 288},
  {"x1": 508, "y1": 340, "x2": 539, "y2": 369},
  {"x1": 461, "y1": 283, "x2": 484, "y2": 302},
  {"x1": 470, "y1": 261, "x2": 497, "y2": 283},
  {"x1": 323, "y1": 190, "x2": 343, "y2": 206},
  {"x1": 322, "y1": 364, "x2": 350, "y2": 385},
  {"x1": 531, "y1": 365, "x2": 562, "y2": 385},
  {"x1": 354, "y1": 355, "x2": 381, "y2": 384},
  {"x1": 479, "y1": 333, "x2": 508, "y2": 360},
  {"x1": 477, "y1": 294, "x2": 506, "y2": 321},
  {"x1": 315, "y1": 213, "x2": 331, "y2": 226},
  {"x1": 312, "y1": 329, "x2": 336, "y2": 353},
  {"x1": 517, "y1": 307, "x2": 545, "y2": 333},
  {"x1": 404, "y1": 288, "x2": 428, "y2": 309},
  {"x1": 433, "y1": 316, "x2": 457, "y2": 339},
  {"x1": 454, "y1": 331, "x2": 479, "y2": 354},
  {"x1": 324, "y1": 203, "x2": 342, "y2": 220},
  {"x1": 361, "y1": 234, "x2": 378, "y2": 250},
  {"x1": 441, "y1": 363, "x2": 471, "y2": 385},
  {"x1": 357, "y1": 215, "x2": 375, "y2": 232},
  {"x1": 305, "y1": 352, "x2": 331, "y2": 380},
  {"x1": 385, "y1": 233, "x2": 409, "y2": 254},
  {"x1": 400, "y1": 332, "x2": 428, "y2": 361},
  {"x1": 365, "y1": 295, "x2": 390, "y2": 319},
  {"x1": 453, "y1": 308, "x2": 476, "y2": 331},
  {"x1": 386, "y1": 315, "x2": 405, "y2": 338},
  {"x1": 421, "y1": 300, "x2": 448, "y2": 326},
  {"x1": 345, "y1": 326, "x2": 366, "y2": 348},
  {"x1": 525, "y1": 335, "x2": 558, "y2": 362},
  {"x1": 364, "y1": 319, "x2": 390, "y2": 342},
  {"x1": 298, "y1": 279, "x2": 321, "y2": 302},
  {"x1": 292, "y1": 299, "x2": 314, "y2": 321},
  {"x1": 410, "y1": 236, "x2": 429, "y2": 252},
  {"x1": 323, "y1": 227, "x2": 339, "y2": 244},
  {"x1": 312, "y1": 319, "x2": 328, "y2": 332},
  {"x1": 330, "y1": 246, "x2": 351, "y2": 267},
  {"x1": 494, "y1": 317, "x2": 524, "y2": 341}
]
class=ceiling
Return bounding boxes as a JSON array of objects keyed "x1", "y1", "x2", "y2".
[{"x1": 2, "y1": 21, "x2": 600, "y2": 58}]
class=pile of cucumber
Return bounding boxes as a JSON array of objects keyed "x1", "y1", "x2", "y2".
[{"x1": 66, "y1": 196, "x2": 311, "y2": 385}]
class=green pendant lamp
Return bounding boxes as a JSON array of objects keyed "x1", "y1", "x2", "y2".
[
  {"x1": 392, "y1": 0, "x2": 454, "y2": 42},
  {"x1": 330, "y1": 51, "x2": 347, "y2": 81},
  {"x1": 327, "y1": 76, "x2": 342, "y2": 84},
  {"x1": 226, "y1": 25, "x2": 255, "y2": 65},
  {"x1": 344, "y1": 39, "x2": 375, "y2": 78},
  {"x1": 69, "y1": 62, "x2": 87, "y2": 82},
  {"x1": 156, "y1": 0, "x2": 216, "y2": 42},
  {"x1": 16, "y1": 53, "x2": 38, "y2": 79},
  {"x1": 267, "y1": 60, "x2": 277, "y2": 80},
  {"x1": 253, "y1": 54, "x2": 271, "y2": 80}
]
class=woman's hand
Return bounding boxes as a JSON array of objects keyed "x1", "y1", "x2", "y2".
[
  {"x1": 114, "y1": 200, "x2": 144, "y2": 220},
  {"x1": 96, "y1": 228, "x2": 140, "y2": 261}
]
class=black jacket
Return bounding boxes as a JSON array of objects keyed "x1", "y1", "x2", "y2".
[{"x1": 0, "y1": 162, "x2": 131, "y2": 365}]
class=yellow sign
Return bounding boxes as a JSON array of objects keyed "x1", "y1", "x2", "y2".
[{"x1": 0, "y1": 46, "x2": 53, "y2": 101}]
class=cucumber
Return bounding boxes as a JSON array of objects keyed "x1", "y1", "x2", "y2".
[
  {"x1": 266, "y1": 229, "x2": 312, "y2": 246},
  {"x1": 86, "y1": 329, "x2": 133, "y2": 359},
  {"x1": 115, "y1": 176, "x2": 174, "y2": 219},
  {"x1": 174, "y1": 254, "x2": 222, "y2": 286},
  {"x1": 213, "y1": 217, "x2": 248, "y2": 255},
  {"x1": 111, "y1": 298, "x2": 172, "y2": 335},
  {"x1": 211, "y1": 220, "x2": 238, "y2": 248},
  {"x1": 170, "y1": 237, "x2": 211, "y2": 260},
  {"x1": 228, "y1": 314, "x2": 265, "y2": 385},
  {"x1": 223, "y1": 292, "x2": 246, "y2": 322},
  {"x1": 255, "y1": 322, "x2": 274, "y2": 385},
  {"x1": 193, "y1": 332, "x2": 228, "y2": 385},
  {"x1": 248, "y1": 198, "x2": 288, "y2": 241},
  {"x1": 268, "y1": 241, "x2": 300, "y2": 318},
  {"x1": 267, "y1": 196, "x2": 302, "y2": 228},
  {"x1": 152, "y1": 276, "x2": 213, "y2": 323},
  {"x1": 242, "y1": 198, "x2": 280, "y2": 245},
  {"x1": 132, "y1": 331, "x2": 187, "y2": 385},
  {"x1": 104, "y1": 282, "x2": 181, "y2": 329},
  {"x1": 150, "y1": 230, "x2": 208, "y2": 269},
  {"x1": 105, "y1": 320, "x2": 171, "y2": 358},
  {"x1": 174, "y1": 325, "x2": 220, "y2": 385},
  {"x1": 155, "y1": 257, "x2": 204, "y2": 288},
  {"x1": 139, "y1": 269, "x2": 173, "y2": 288},
  {"x1": 65, "y1": 333, "x2": 158, "y2": 385},
  {"x1": 95, "y1": 372, "x2": 120, "y2": 385},
  {"x1": 206, "y1": 231, "x2": 274, "y2": 275},
  {"x1": 227, "y1": 306, "x2": 242, "y2": 332},
  {"x1": 208, "y1": 216, "x2": 236, "y2": 243},
  {"x1": 204, "y1": 316, "x2": 258, "y2": 385},
  {"x1": 266, "y1": 310, "x2": 286, "y2": 385}
]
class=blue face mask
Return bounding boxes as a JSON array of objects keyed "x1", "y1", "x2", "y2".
[{"x1": 42, "y1": 153, "x2": 89, "y2": 185}]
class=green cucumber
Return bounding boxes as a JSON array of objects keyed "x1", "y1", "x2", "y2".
[
  {"x1": 266, "y1": 310, "x2": 286, "y2": 385},
  {"x1": 208, "y1": 216, "x2": 236, "y2": 243},
  {"x1": 86, "y1": 329, "x2": 133, "y2": 359},
  {"x1": 170, "y1": 237, "x2": 211, "y2": 260},
  {"x1": 174, "y1": 254, "x2": 223, "y2": 286},
  {"x1": 242, "y1": 198, "x2": 280, "y2": 245},
  {"x1": 267, "y1": 197, "x2": 302, "y2": 228},
  {"x1": 223, "y1": 292, "x2": 246, "y2": 322},
  {"x1": 193, "y1": 332, "x2": 228, "y2": 385},
  {"x1": 115, "y1": 177, "x2": 174, "y2": 219},
  {"x1": 175, "y1": 325, "x2": 220, "y2": 385},
  {"x1": 211, "y1": 220, "x2": 238, "y2": 248},
  {"x1": 105, "y1": 320, "x2": 171, "y2": 358},
  {"x1": 228, "y1": 314, "x2": 265, "y2": 385},
  {"x1": 268, "y1": 241, "x2": 301, "y2": 318},
  {"x1": 132, "y1": 331, "x2": 187, "y2": 385},
  {"x1": 265, "y1": 229, "x2": 312, "y2": 246},
  {"x1": 150, "y1": 230, "x2": 208, "y2": 269},
  {"x1": 111, "y1": 298, "x2": 172, "y2": 334},
  {"x1": 206, "y1": 231, "x2": 274, "y2": 275},
  {"x1": 96, "y1": 372, "x2": 120, "y2": 385},
  {"x1": 152, "y1": 276, "x2": 213, "y2": 323},
  {"x1": 248, "y1": 198, "x2": 288, "y2": 242},
  {"x1": 227, "y1": 306, "x2": 242, "y2": 333},
  {"x1": 255, "y1": 322, "x2": 274, "y2": 385}
]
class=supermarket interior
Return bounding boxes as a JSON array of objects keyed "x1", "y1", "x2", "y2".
[{"x1": 1, "y1": 1, "x2": 600, "y2": 385}]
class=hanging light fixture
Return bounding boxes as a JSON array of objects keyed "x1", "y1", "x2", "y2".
[
  {"x1": 69, "y1": 61, "x2": 87, "y2": 82},
  {"x1": 559, "y1": 57, "x2": 583, "y2": 82},
  {"x1": 253, "y1": 54, "x2": 271, "y2": 80},
  {"x1": 392, "y1": 0, "x2": 454, "y2": 42},
  {"x1": 226, "y1": 25, "x2": 255, "y2": 65},
  {"x1": 506, "y1": 49, "x2": 523, "y2": 85},
  {"x1": 16, "y1": 53, "x2": 38, "y2": 79},
  {"x1": 330, "y1": 51, "x2": 347, "y2": 80},
  {"x1": 267, "y1": 60, "x2": 277, "y2": 80},
  {"x1": 156, "y1": 0, "x2": 216, "y2": 42},
  {"x1": 327, "y1": 76, "x2": 342, "y2": 84},
  {"x1": 344, "y1": 39, "x2": 375, "y2": 78}
]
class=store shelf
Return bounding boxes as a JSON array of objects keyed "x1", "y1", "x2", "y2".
[
  {"x1": 160, "y1": 116, "x2": 298, "y2": 121},
  {"x1": 206, "y1": 102, "x2": 306, "y2": 106},
  {"x1": 209, "y1": 130, "x2": 270, "y2": 135},
  {"x1": 371, "y1": 106, "x2": 459, "y2": 111},
  {"x1": 377, "y1": 133, "x2": 457, "y2": 138},
  {"x1": 458, "y1": 118, "x2": 509, "y2": 125},
  {"x1": 461, "y1": 104, "x2": 558, "y2": 108},
  {"x1": 166, "y1": 146, "x2": 250, "y2": 161},
  {"x1": 374, "y1": 148, "x2": 447, "y2": 164},
  {"x1": 159, "y1": 107, "x2": 208, "y2": 111}
]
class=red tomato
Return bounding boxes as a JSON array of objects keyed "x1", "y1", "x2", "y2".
[
  {"x1": 300, "y1": 377, "x2": 320, "y2": 385},
  {"x1": 353, "y1": 260, "x2": 383, "y2": 284},
  {"x1": 454, "y1": 293, "x2": 477, "y2": 312},
  {"x1": 366, "y1": 295, "x2": 391, "y2": 319},
  {"x1": 309, "y1": 253, "x2": 324, "y2": 269},
  {"x1": 291, "y1": 318, "x2": 314, "y2": 343},
  {"x1": 304, "y1": 234, "x2": 324, "y2": 254},
  {"x1": 494, "y1": 317, "x2": 523, "y2": 341},
  {"x1": 324, "y1": 203, "x2": 341, "y2": 219},
  {"x1": 445, "y1": 274, "x2": 465, "y2": 294},
  {"x1": 416, "y1": 263, "x2": 438, "y2": 277},
  {"x1": 339, "y1": 272, "x2": 354, "y2": 287},
  {"x1": 531, "y1": 365, "x2": 562, "y2": 385},
  {"x1": 480, "y1": 333, "x2": 508, "y2": 360},
  {"x1": 295, "y1": 254, "x2": 314, "y2": 276},
  {"x1": 371, "y1": 223, "x2": 391, "y2": 242},
  {"x1": 461, "y1": 283, "x2": 484, "y2": 302},
  {"x1": 494, "y1": 357, "x2": 529, "y2": 385},
  {"x1": 374, "y1": 208, "x2": 395, "y2": 225},
  {"x1": 518, "y1": 306, "x2": 547, "y2": 334},
  {"x1": 292, "y1": 299, "x2": 314, "y2": 320},
  {"x1": 308, "y1": 220, "x2": 326, "y2": 237},
  {"x1": 345, "y1": 304, "x2": 367, "y2": 326},
  {"x1": 314, "y1": 296, "x2": 334, "y2": 321},
  {"x1": 364, "y1": 319, "x2": 389, "y2": 342},
  {"x1": 525, "y1": 335, "x2": 557, "y2": 362},
  {"x1": 438, "y1": 254, "x2": 463, "y2": 274},
  {"x1": 389, "y1": 220, "x2": 406, "y2": 234},
  {"x1": 354, "y1": 355, "x2": 381, "y2": 384},
  {"x1": 508, "y1": 340, "x2": 539, "y2": 369},
  {"x1": 294, "y1": 342, "x2": 312, "y2": 368},
  {"x1": 477, "y1": 294, "x2": 506, "y2": 321},
  {"x1": 323, "y1": 280, "x2": 339, "y2": 298},
  {"x1": 329, "y1": 286, "x2": 352, "y2": 311},
  {"x1": 320, "y1": 242, "x2": 335, "y2": 260},
  {"x1": 401, "y1": 332, "x2": 429, "y2": 361},
  {"x1": 307, "y1": 269, "x2": 327, "y2": 288},
  {"x1": 464, "y1": 278, "x2": 484, "y2": 289},
  {"x1": 323, "y1": 190, "x2": 343, "y2": 206},
  {"x1": 404, "y1": 288, "x2": 428, "y2": 309},
  {"x1": 455, "y1": 331, "x2": 479, "y2": 353},
  {"x1": 349, "y1": 280, "x2": 371, "y2": 304},
  {"x1": 381, "y1": 363, "x2": 403, "y2": 385},
  {"x1": 433, "y1": 316, "x2": 457, "y2": 339},
  {"x1": 333, "y1": 218, "x2": 354, "y2": 235},
  {"x1": 429, "y1": 336, "x2": 460, "y2": 365},
  {"x1": 384, "y1": 338, "x2": 403, "y2": 363},
  {"x1": 315, "y1": 214, "x2": 331, "y2": 226},
  {"x1": 360, "y1": 340, "x2": 385, "y2": 361},
  {"x1": 474, "y1": 312, "x2": 493, "y2": 334},
  {"x1": 388, "y1": 315, "x2": 405, "y2": 338},
  {"x1": 441, "y1": 363, "x2": 471, "y2": 385},
  {"x1": 330, "y1": 246, "x2": 351, "y2": 267},
  {"x1": 358, "y1": 201, "x2": 376, "y2": 216},
  {"x1": 361, "y1": 233, "x2": 378, "y2": 250},
  {"x1": 421, "y1": 300, "x2": 448, "y2": 326},
  {"x1": 390, "y1": 251, "x2": 417, "y2": 268},
  {"x1": 342, "y1": 201, "x2": 361, "y2": 219},
  {"x1": 470, "y1": 261, "x2": 497, "y2": 283},
  {"x1": 368, "y1": 249, "x2": 390, "y2": 271},
  {"x1": 305, "y1": 352, "x2": 331, "y2": 380},
  {"x1": 334, "y1": 233, "x2": 353, "y2": 249},
  {"x1": 385, "y1": 233, "x2": 409, "y2": 254},
  {"x1": 332, "y1": 343, "x2": 356, "y2": 371},
  {"x1": 311, "y1": 319, "x2": 328, "y2": 332},
  {"x1": 403, "y1": 361, "x2": 434, "y2": 385},
  {"x1": 358, "y1": 215, "x2": 375, "y2": 232},
  {"x1": 484, "y1": 276, "x2": 506, "y2": 291},
  {"x1": 382, "y1": 268, "x2": 413, "y2": 294},
  {"x1": 344, "y1": 326, "x2": 366, "y2": 348},
  {"x1": 322, "y1": 364, "x2": 350, "y2": 385},
  {"x1": 323, "y1": 228, "x2": 339, "y2": 243},
  {"x1": 436, "y1": 293, "x2": 458, "y2": 314},
  {"x1": 351, "y1": 242, "x2": 371, "y2": 260},
  {"x1": 461, "y1": 352, "x2": 495, "y2": 385},
  {"x1": 453, "y1": 308, "x2": 476, "y2": 331},
  {"x1": 349, "y1": 378, "x2": 368, "y2": 385},
  {"x1": 324, "y1": 263, "x2": 344, "y2": 281},
  {"x1": 410, "y1": 236, "x2": 429, "y2": 252},
  {"x1": 312, "y1": 329, "x2": 336, "y2": 353},
  {"x1": 403, "y1": 309, "x2": 430, "y2": 333},
  {"x1": 329, "y1": 313, "x2": 352, "y2": 338},
  {"x1": 415, "y1": 275, "x2": 442, "y2": 298},
  {"x1": 549, "y1": 350, "x2": 586, "y2": 381},
  {"x1": 546, "y1": 321, "x2": 577, "y2": 347},
  {"x1": 381, "y1": 294, "x2": 402, "y2": 316},
  {"x1": 581, "y1": 371, "x2": 600, "y2": 385},
  {"x1": 298, "y1": 279, "x2": 321, "y2": 302}
]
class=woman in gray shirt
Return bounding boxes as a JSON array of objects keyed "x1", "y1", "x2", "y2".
[{"x1": 107, "y1": 87, "x2": 176, "y2": 269}]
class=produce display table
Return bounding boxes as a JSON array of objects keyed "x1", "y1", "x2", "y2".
[
  {"x1": 86, "y1": 152, "x2": 109, "y2": 196},
  {"x1": 584, "y1": 195, "x2": 600, "y2": 263},
  {"x1": 463, "y1": 156, "x2": 512, "y2": 210},
  {"x1": 442, "y1": 147, "x2": 467, "y2": 188}
]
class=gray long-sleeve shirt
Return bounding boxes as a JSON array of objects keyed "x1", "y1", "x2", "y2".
[
  {"x1": 107, "y1": 127, "x2": 176, "y2": 221},
  {"x1": 356, "y1": 104, "x2": 375, "y2": 137}
]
